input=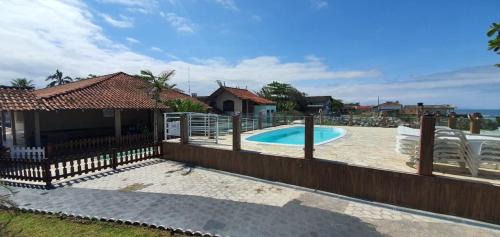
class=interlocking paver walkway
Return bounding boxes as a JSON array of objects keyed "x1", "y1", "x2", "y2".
[{"x1": 3, "y1": 159, "x2": 500, "y2": 237}]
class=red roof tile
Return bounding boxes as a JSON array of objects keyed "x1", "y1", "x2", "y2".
[
  {"x1": 0, "y1": 86, "x2": 40, "y2": 111},
  {"x1": 211, "y1": 87, "x2": 275, "y2": 105},
  {"x1": 1, "y1": 72, "x2": 207, "y2": 111}
]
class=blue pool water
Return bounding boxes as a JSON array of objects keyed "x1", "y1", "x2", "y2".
[{"x1": 246, "y1": 126, "x2": 345, "y2": 145}]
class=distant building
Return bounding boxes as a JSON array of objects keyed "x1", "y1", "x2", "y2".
[
  {"x1": 376, "y1": 101, "x2": 403, "y2": 115},
  {"x1": 304, "y1": 96, "x2": 334, "y2": 114},
  {"x1": 402, "y1": 104, "x2": 455, "y2": 116},
  {"x1": 201, "y1": 86, "x2": 276, "y2": 117}
]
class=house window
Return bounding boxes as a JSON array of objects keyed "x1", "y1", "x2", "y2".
[{"x1": 223, "y1": 100, "x2": 235, "y2": 113}]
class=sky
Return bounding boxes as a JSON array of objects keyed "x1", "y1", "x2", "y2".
[{"x1": 0, "y1": 0, "x2": 499, "y2": 109}]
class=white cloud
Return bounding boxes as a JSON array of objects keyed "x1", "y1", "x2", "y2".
[
  {"x1": 151, "y1": 47, "x2": 163, "y2": 52},
  {"x1": 100, "y1": 14, "x2": 134, "y2": 28},
  {"x1": 298, "y1": 66, "x2": 500, "y2": 108},
  {"x1": 99, "y1": 0, "x2": 158, "y2": 14},
  {"x1": 213, "y1": 0, "x2": 239, "y2": 11},
  {"x1": 126, "y1": 37, "x2": 140, "y2": 44},
  {"x1": 311, "y1": 0, "x2": 328, "y2": 9},
  {"x1": 161, "y1": 12, "x2": 195, "y2": 33},
  {"x1": 4, "y1": 0, "x2": 497, "y2": 108}
]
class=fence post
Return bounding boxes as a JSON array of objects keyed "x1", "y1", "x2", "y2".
[
  {"x1": 232, "y1": 114, "x2": 241, "y2": 151},
  {"x1": 272, "y1": 112, "x2": 277, "y2": 127},
  {"x1": 43, "y1": 145, "x2": 53, "y2": 189},
  {"x1": 348, "y1": 112, "x2": 353, "y2": 126},
  {"x1": 304, "y1": 115, "x2": 314, "y2": 159},
  {"x1": 418, "y1": 114, "x2": 435, "y2": 176},
  {"x1": 469, "y1": 113, "x2": 481, "y2": 134},
  {"x1": 258, "y1": 113, "x2": 263, "y2": 130},
  {"x1": 111, "y1": 148, "x2": 118, "y2": 169},
  {"x1": 159, "y1": 142, "x2": 164, "y2": 159},
  {"x1": 448, "y1": 112, "x2": 457, "y2": 129},
  {"x1": 180, "y1": 113, "x2": 189, "y2": 144}
]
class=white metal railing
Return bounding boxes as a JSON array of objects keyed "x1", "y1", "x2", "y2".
[{"x1": 165, "y1": 112, "x2": 226, "y2": 144}]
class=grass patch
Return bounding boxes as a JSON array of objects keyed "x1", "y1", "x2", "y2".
[{"x1": 0, "y1": 209, "x2": 186, "y2": 237}]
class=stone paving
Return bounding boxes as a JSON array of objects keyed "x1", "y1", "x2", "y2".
[
  {"x1": 3, "y1": 159, "x2": 498, "y2": 237},
  {"x1": 195, "y1": 125, "x2": 500, "y2": 185}
]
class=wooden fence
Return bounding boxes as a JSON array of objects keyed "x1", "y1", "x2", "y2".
[
  {"x1": 48, "y1": 133, "x2": 154, "y2": 156},
  {"x1": 0, "y1": 142, "x2": 161, "y2": 186},
  {"x1": 162, "y1": 142, "x2": 500, "y2": 225}
]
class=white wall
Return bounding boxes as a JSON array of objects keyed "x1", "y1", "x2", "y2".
[{"x1": 215, "y1": 91, "x2": 242, "y2": 113}]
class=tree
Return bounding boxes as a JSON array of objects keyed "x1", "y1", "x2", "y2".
[
  {"x1": 74, "y1": 74, "x2": 98, "y2": 81},
  {"x1": 46, "y1": 69, "x2": 73, "y2": 87},
  {"x1": 137, "y1": 69, "x2": 176, "y2": 142},
  {"x1": 165, "y1": 99, "x2": 206, "y2": 113},
  {"x1": 487, "y1": 22, "x2": 500, "y2": 67},
  {"x1": 258, "y1": 81, "x2": 307, "y2": 112},
  {"x1": 10, "y1": 78, "x2": 34, "y2": 88},
  {"x1": 331, "y1": 98, "x2": 344, "y2": 114}
]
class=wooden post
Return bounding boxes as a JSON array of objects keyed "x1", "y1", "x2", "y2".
[
  {"x1": 418, "y1": 114, "x2": 435, "y2": 176},
  {"x1": 43, "y1": 145, "x2": 53, "y2": 189},
  {"x1": 114, "y1": 109, "x2": 122, "y2": 139},
  {"x1": 469, "y1": 113, "x2": 481, "y2": 134},
  {"x1": 1, "y1": 111, "x2": 6, "y2": 142},
  {"x1": 258, "y1": 113, "x2": 263, "y2": 129},
  {"x1": 304, "y1": 115, "x2": 314, "y2": 159},
  {"x1": 348, "y1": 112, "x2": 353, "y2": 126},
  {"x1": 417, "y1": 102, "x2": 424, "y2": 126},
  {"x1": 180, "y1": 114, "x2": 189, "y2": 144},
  {"x1": 232, "y1": 114, "x2": 241, "y2": 151},
  {"x1": 448, "y1": 112, "x2": 457, "y2": 129},
  {"x1": 10, "y1": 111, "x2": 17, "y2": 145},
  {"x1": 111, "y1": 148, "x2": 118, "y2": 169},
  {"x1": 34, "y1": 111, "x2": 41, "y2": 147},
  {"x1": 272, "y1": 112, "x2": 277, "y2": 127}
]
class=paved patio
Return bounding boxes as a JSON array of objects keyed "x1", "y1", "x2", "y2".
[
  {"x1": 194, "y1": 125, "x2": 500, "y2": 185},
  {"x1": 4, "y1": 159, "x2": 498, "y2": 237}
]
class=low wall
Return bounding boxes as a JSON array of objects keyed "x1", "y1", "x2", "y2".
[{"x1": 162, "y1": 142, "x2": 500, "y2": 225}]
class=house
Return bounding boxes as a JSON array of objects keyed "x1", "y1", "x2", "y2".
[
  {"x1": 200, "y1": 86, "x2": 276, "y2": 118},
  {"x1": 402, "y1": 104, "x2": 455, "y2": 116},
  {"x1": 0, "y1": 72, "x2": 206, "y2": 147},
  {"x1": 376, "y1": 101, "x2": 403, "y2": 115},
  {"x1": 304, "y1": 96, "x2": 333, "y2": 114}
]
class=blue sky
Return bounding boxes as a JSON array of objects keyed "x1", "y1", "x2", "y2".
[{"x1": 0, "y1": 0, "x2": 499, "y2": 108}]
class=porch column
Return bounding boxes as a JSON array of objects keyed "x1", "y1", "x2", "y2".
[
  {"x1": 153, "y1": 110, "x2": 159, "y2": 142},
  {"x1": 34, "y1": 111, "x2": 41, "y2": 147},
  {"x1": 114, "y1": 109, "x2": 121, "y2": 139},
  {"x1": 1, "y1": 111, "x2": 5, "y2": 142},
  {"x1": 10, "y1": 111, "x2": 17, "y2": 145}
]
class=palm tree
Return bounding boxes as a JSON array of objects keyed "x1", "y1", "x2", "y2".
[
  {"x1": 46, "y1": 69, "x2": 73, "y2": 87},
  {"x1": 487, "y1": 22, "x2": 500, "y2": 67},
  {"x1": 10, "y1": 78, "x2": 34, "y2": 88},
  {"x1": 137, "y1": 69, "x2": 176, "y2": 142}
]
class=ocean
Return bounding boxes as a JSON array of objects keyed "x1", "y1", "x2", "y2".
[{"x1": 455, "y1": 109, "x2": 500, "y2": 119}]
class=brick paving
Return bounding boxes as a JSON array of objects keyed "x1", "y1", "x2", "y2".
[{"x1": 2, "y1": 159, "x2": 499, "y2": 237}]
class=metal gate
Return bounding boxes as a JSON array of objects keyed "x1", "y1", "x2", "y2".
[{"x1": 164, "y1": 112, "x2": 229, "y2": 144}]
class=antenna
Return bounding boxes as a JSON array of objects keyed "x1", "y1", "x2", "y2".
[
  {"x1": 216, "y1": 80, "x2": 223, "y2": 87},
  {"x1": 188, "y1": 66, "x2": 191, "y2": 96}
]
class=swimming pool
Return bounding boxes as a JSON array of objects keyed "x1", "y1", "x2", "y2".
[{"x1": 246, "y1": 126, "x2": 346, "y2": 145}]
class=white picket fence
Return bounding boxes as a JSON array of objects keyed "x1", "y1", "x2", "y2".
[{"x1": 9, "y1": 146, "x2": 45, "y2": 160}]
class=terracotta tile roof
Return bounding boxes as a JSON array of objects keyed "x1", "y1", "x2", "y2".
[
  {"x1": 211, "y1": 87, "x2": 276, "y2": 105},
  {"x1": 0, "y1": 86, "x2": 40, "y2": 111},
  {"x1": 1, "y1": 72, "x2": 207, "y2": 111}
]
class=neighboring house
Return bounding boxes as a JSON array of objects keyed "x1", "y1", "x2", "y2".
[
  {"x1": 304, "y1": 96, "x2": 333, "y2": 114},
  {"x1": 0, "y1": 72, "x2": 206, "y2": 147},
  {"x1": 200, "y1": 86, "x2": 276, "y2": 117},
  {"x1": 376, "y1": 101, "x2": 403, "y2": 115},
  {"x1": 341, "y1": 103, "x2": 373, "y2": 114},
  {"x1": 402, "y1": 104, "x2": 455, "y2": 116}
]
